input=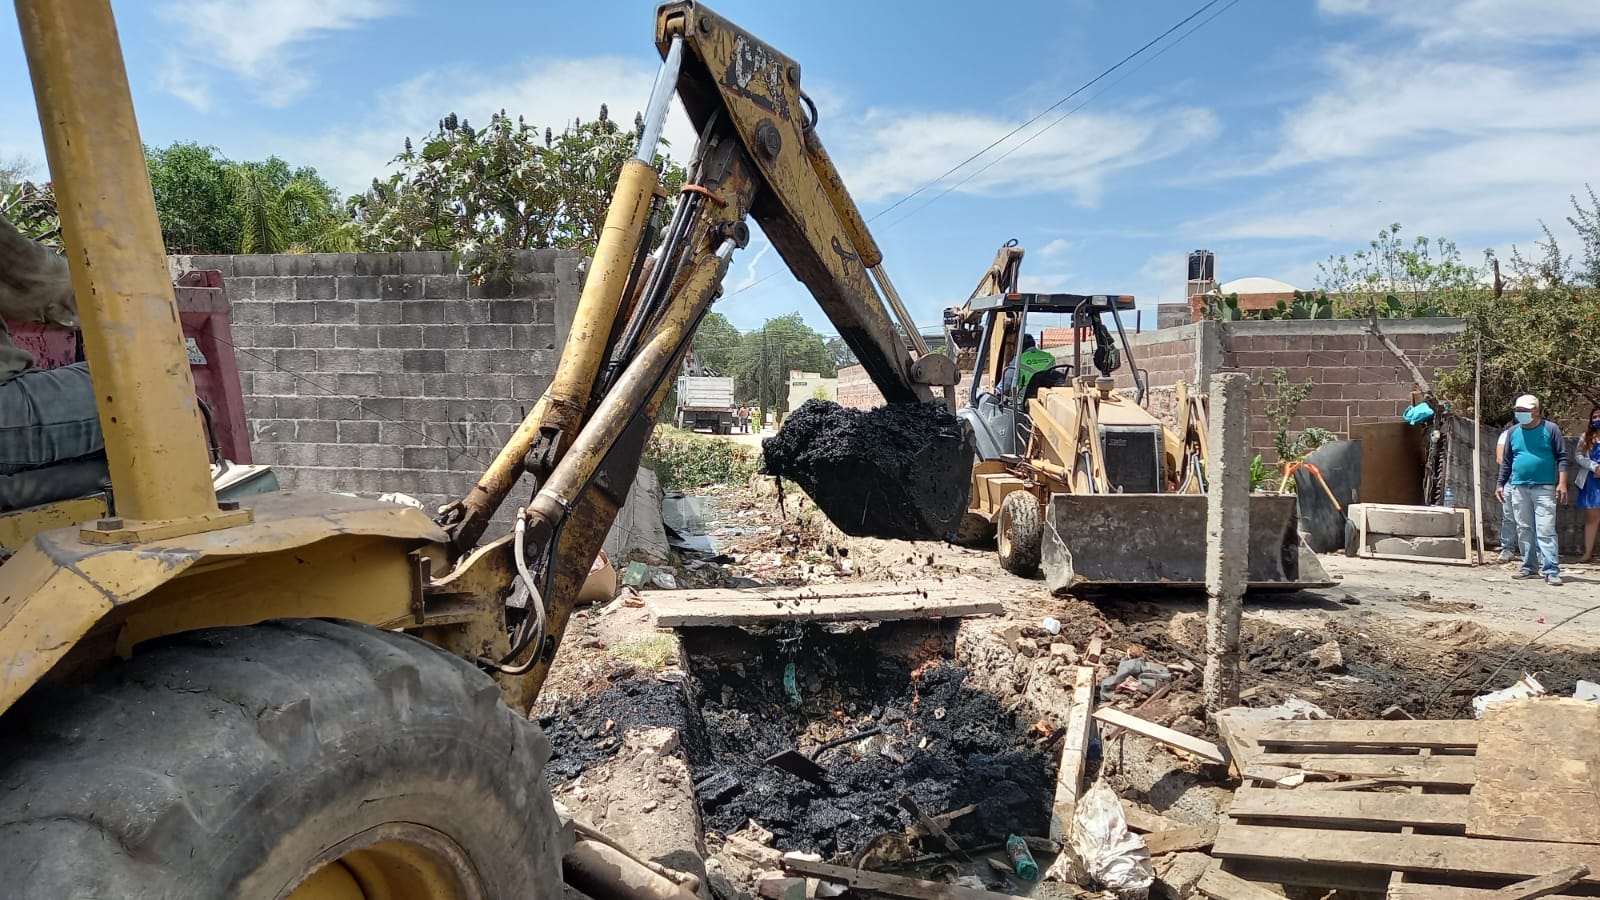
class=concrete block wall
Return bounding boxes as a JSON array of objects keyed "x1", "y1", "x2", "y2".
[
  {"x1": 176, "y1": 250, "x2": 584, "y2": 516},
  {"x1": 1218, "y1": 319, "x2": 1463, "y2": 462},
  {"x1": 834, "y1": 363, "x2": 974, "y2": 412}
]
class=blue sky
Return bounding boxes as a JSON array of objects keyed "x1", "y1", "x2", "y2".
[{"x1": 4, "y1": 0, "x2": 1598, "y2": 335}]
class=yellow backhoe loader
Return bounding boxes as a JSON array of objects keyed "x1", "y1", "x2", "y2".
[
  {"x1": 946, "y1": 245, "x2": 1332, "y2": 593},
  {"x1": 0, "y1": 2, "x2": 966, "y2": 896}
]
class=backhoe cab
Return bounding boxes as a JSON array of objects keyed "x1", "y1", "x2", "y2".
[{"x1": 948, "y1": 244, "x2": 1332, "y2": 594}]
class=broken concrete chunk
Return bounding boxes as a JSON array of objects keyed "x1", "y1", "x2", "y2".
[
  {"x1": 1309, "y1": 640, "x2": 1344, "y2": 673},
  {"x1": 1153, "y1": 851, "x2": 1213, "y2": 899},
  {"x1": 757, "y1": 873, "x2": 806, "y2": 900},
  {"x1": 1050, "y1": 642, "x2": 1078, "y2": 662},
  {"x1": 1017, "y1": 637, "x2": 1041, "y2": 657},
  {"x1": 625, "y1": 727, "x2": 681, "y2": 757},
  {"x1": 724, "y1": 835, "x2": 783, "y2": 870}
]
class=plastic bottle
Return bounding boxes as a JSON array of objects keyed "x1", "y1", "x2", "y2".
[{"x1": 1005, "y1": 834, "x2": 1039, "y2": 882}]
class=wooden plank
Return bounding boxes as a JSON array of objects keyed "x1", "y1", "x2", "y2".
[
  {"x1": 1048, "y1": 666, "x2": 1097, "y2": 843},
  {"x1": 1196, "y1": 863, "x2": 1288, "y2": 900},
  {"x1": 781, "y1": 855, "x2": 1031, "y2": 900},
  {"x1": 1252, "y1": 719, "x2": 1479, "y2": 751},
  {"x1": 1120, "y1": 800, "x2": 1183, "y2": 834},
  {"x1": 1272, "y1": 753, "x2": 1477, "y2": 786},
  {"x1": 1228, "y1": 786, "x2": 1469, "y2": 829},
  {"x1": 1469, "y1": 699, "x2": 1600, "y2": 844},
  {"x1": 1391, "y1": 885, "x2": 1587, "y2": 900},
  {"x1": 1142, "y1": 823, "x2": 1217, "y2": 855},
  {"x1": 1212, "y1": 825, "x2": 1600, "y2": 882},
  {"x1": 1484, "y1": 866, "x2": 1591, "y2": 899},
  {"x1": 1225, "y1": 859, "x2": 1389, "y2": 894},
  {"x1": 1092, "y1": 707, "x2": 1227, "y2": 764},
  {"x1": 1389, "y1": 748, "x2": 1432, "y2": 894},
  {"x1": 646, "y1": 589, "x2": 1002, "y2": 627},
  {"x1": 667, "y1": 581, "x2": 955, "y2": 603}
]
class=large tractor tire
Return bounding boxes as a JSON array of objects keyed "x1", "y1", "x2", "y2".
[
  {"x1": 997, "y1": 490, "x2": 1043, "y2": 577},
  {"x1": 0, "y1": 619, "x2": 564, "y2": 900}
]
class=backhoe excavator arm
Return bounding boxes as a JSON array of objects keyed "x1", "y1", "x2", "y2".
[{"x1": 436, "y1": 1, "x2": 963, "y2": 705}]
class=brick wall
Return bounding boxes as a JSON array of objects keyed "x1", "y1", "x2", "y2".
[
  {"x1": 176, "y1": 250, "x2": 584, "y2": 515},
  {"x1": 1219, "y1": 319, "x2": 1463, "y2": 462},
  {"x1": 834, "y1": 363, "x2": 974, "y2": 412}
]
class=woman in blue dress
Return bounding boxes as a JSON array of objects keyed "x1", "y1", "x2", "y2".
[{"x1": 1578, "y1": 405, "x2": 1600, "y2": 563}]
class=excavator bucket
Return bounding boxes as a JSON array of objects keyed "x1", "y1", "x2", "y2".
[
  {"x1": 1040, "y1": 493, "x2": 1334, "y2": 594},
  {"x1": 763, "y1": 401, "x2": 975, "y2": 541}
]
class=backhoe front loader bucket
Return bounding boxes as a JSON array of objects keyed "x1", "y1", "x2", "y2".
[
  {"x1": 1040, "y1": 493, "x2": 1334, "y2": 594},
  {"x1": 763, "y1": 401, "x2": 975, "y2": 541}
]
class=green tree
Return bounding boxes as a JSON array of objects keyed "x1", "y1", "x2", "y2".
[
  {"x1": 0, "y1": 154, "x2": 36, "y2": 192},
  {"x1": 229, "y1": 161, "x2": 352, "y2": 254},
  {"x1": 1437, "y1": 189, "x2": 1600, "y2": 419},
  {"x1": 145, "y1": 142, "x2": 347, "y2": 254},
  {"x1": 690, "y1": 310, "x2": 741, "y2": 374},
  {"x1": 146, "y1": 143, "x2": 240, "y2": 254},
  {"x1": 353, "y1": 106, "x2": 686, "y2": 277},
  {"x1": 1316, "y1": 223, "x2": 1482, "y2": 318},
  {"x1": 731, "y1": 313, "x2": 835, "y2": 413},
  {"x1": 0, "y1": 179, "x2": 61, "y2": 248},
  {"x1": 824, "y1": 335, "x2": 859, "y2": 369}
]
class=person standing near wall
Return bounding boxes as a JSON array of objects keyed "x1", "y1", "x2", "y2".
[
  {"x1": 1496, "y1": 394, "x2": 1570, "y2": 586},
  {"x1": 1575, "y1": 405, "x2": 1600, "y2": 563},
  {"x1": 1495, "y1": 422, "x2": 1522, "y2": 564}
]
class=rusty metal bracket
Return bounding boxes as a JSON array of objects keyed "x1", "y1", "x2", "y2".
[{"x1": 408, "y1": 552, "x2": 433, "y2": 624}]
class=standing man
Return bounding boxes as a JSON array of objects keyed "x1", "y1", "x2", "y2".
[
  {"x1": 1495, "y1": 422, "x2": 1521, "y2": 564},
  {"x1": 1496, "y1": 394, "x2": 1570, "y2": 585}
]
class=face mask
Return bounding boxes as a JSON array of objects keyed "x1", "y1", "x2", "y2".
[
  {"x1": 1514, "y1": 411, "x2": 1533, "y2": 425},
  {"x1": 1591, "y1": 418, "x2": 1600, "y2": 430}
]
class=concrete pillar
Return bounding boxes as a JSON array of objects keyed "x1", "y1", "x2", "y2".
[
  {"x1": 1204, "y1": 372, "x2": 1250, "y2": 712},
  {"x1": 1194, "y1": 320, "x2": 1223, "y2": 393}
]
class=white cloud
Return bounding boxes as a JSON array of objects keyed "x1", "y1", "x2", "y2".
[
  {"x1": 155, "y1": 0, "x2": 400, "y2": 108},
  {"x1": 1316, "y1": 0, "x2": 1600, "y2": 46},
  {"x1": 285, "y1": 56, "x2": 698, "y2": 192},
  {"x1": 734, "y1": 241, "x2": 772, "y2": 291},
  {"x1": 154, "y1": 53, "x2": 213, "y2": 113},
  {"x1": 1038, "y1": 238, "x2": 1073, "y2": 259},
  {"x1": 1196, "y1": 3, "x2": 1600, "y2": 249},
  {"x1": 832, "y1": 105, "x2": 1220, "y2": 207}
]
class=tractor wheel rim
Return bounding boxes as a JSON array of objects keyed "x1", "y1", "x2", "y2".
[{"x1": 284, "y1": 823, "x2": 483, "y2": 900}]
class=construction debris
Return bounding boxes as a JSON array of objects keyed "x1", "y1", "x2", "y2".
[
  {"x1": 1092, "y1": 707, "x2": 1226, "y2": 765},
  {"x1": 1068, "y1": 780, "x2": 1155, "y2": 895}
]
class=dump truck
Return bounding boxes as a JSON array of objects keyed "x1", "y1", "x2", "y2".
[
  {"x1": 676, "y1": 372, "x2": 737, "y2": 433},
  {"x1": 947, "y1": 243, "x2": 1332, "y2": 593},
  {"x1": 0, "y1": 2, "x2": 967, "y2": 895}
]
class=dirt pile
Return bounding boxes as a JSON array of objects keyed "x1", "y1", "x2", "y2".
[{"x1": 762, "y1": 401, "x2": 973, "y2": 541}]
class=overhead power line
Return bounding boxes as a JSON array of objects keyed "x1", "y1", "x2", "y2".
[
  {"x1": 721, "y1": 0, "x2": 1241, "y2": 302},
  {"x1": 865, "y1": 0, "x2": 1227, "y2": 225},
  {"x1": 877, "y1": 0, "x2": 1245, "y2": 232}
]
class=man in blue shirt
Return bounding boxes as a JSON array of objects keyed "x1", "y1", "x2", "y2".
[{"x1": 1496, "y1": 394, "x2": 1570, "y2": 585}]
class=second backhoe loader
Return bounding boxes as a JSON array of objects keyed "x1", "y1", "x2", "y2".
[{"x1": 947, "y1": 244, "x2": 1332, "y2": 594}]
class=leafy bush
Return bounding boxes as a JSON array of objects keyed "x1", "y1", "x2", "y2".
[{"x1": 645, "y1": 425, "x2": 757, "y2": 489}]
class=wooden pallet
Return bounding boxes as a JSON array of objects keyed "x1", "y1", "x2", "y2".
[{"x1": 1211, "y1": 713, "x2": 1600, "y2": 898}]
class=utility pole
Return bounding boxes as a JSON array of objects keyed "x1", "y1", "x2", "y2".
[{"x1": 1204, "y1": 372, "x2": 1249, "y2": 712}]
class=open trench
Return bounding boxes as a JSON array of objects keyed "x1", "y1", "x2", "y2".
[{"x1": 543, "y1": 620, "x2": 1059, "y2": 862}]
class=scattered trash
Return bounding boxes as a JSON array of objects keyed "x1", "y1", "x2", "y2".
[
  {"x1": 377, "y1": 491, "x2": 425, "y2": 509},
  {"x1": 763, "y1": 725, "x2": 884, "y2": 786},
  {"x1": 1067, "y1": 780, "x2": 1154, "y2": 892},
  {"x1": 1041, "y1": 616, "x2": 1062, "y2": 635},
  {"x1": 1575, "y1": 680, "x2": 1600, "y2": 704},
  {"x1": 783, "y1": 661, "x2": 803, "y2": 706},
  {"x1": 1098, "y1": 657, "x2": 1172, "y2": 701},
  {"x1": 649, "y1": 567, "x2": 679, "y2": 590},
  {"x1": 1472, "y1": 672, "x2": 1546, "y2": 718},
  {"x1": 623, "y1": 560, "x2": 651, "y2": 588},
  {"x1": 1005, "y1": 834, "x2": 1039, "y2": 882}
]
